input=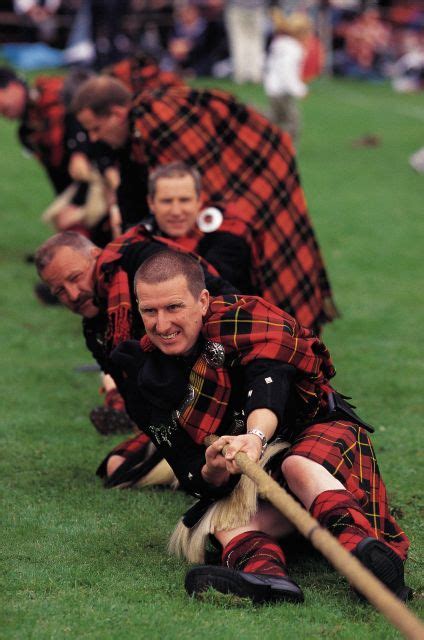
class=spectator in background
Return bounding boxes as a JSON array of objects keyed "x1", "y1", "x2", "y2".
[
  {"x1": 389, "y1": 30, "x2": 424, "y2": 93},
  {"x1": 13, "y1": 0, "x2": 61, "y2": 43},
  {"x1": 264, "y1": 11, "x2": 311, "y2": 146},
  {"x1": 336, "y1": 8, "x2": 391, "y2": 80},
  {"x1": 224, "y1": 0, "x2": 267, "y2": 84},
  {"x1": 167, "y1": 2, "x2": 228, "y2": 77}
]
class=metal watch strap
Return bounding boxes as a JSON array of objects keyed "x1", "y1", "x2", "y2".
[{"x1": 246, "y1": 428, "x2": 268, "y2": 457}]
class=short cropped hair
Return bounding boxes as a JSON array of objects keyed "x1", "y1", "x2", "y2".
[
  {"x1": 35, "y1": 231, "x2": 96, "y2": 275},
  {"x1": 134, "y1": 250, "x2": 206, "y2": 299},
  {"x1": 0, "y1": 66, "x2": 25, "y2": 89},
  {"x1": 148, "y1": 162, "x2": 202, "y2": 199},
  {"x1": 71, "y1": 76, "x2": 132, "y2": 116}
]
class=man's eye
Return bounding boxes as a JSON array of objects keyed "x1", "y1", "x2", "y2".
[{"x1": 169, "y1": 304, "x2": 182, "y2": 311}]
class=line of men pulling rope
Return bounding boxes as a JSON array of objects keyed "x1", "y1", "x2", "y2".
[{"x1": 0, "y1": 52, "x2": 413, "y2": 610}]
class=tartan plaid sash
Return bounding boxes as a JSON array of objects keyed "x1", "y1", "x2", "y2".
[
  {"x1": 129, "y1": 86, "x2": 337, "y2": 332},
  {"x1": 141, "y1": 295, "x2": 336, "y2": 444}
]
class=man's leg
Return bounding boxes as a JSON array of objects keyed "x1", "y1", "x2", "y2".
[
  {"x1": 185, "y1": 503, "x2": 303, "y2": 604},
  {"x1": 90, "y1": 373, "x2": 135, "y2": 435},
  {"x1": 281, "y1": 421, "x2": 411, "y2": 600},
  {"x1": 97, "y1": 432, "x2": 176, "y2": 489}
]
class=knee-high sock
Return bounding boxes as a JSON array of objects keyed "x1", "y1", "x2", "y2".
[
  {"x1": 222, "y1": 531, "x2": 287, "y2": 577},
  {"x1": 310, "y1": 489, "x2": 380, "y2": 552}
]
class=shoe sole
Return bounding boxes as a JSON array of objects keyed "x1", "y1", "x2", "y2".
[
  {"x1": 354, "y1": 537, "x2": 413, "y2": 602},
  {"x1": 185, "y1": 566, "x2": 304, "y2": 604},
  {"x1": 89, "y1": 407, "x2": 134, "y2": 435}
]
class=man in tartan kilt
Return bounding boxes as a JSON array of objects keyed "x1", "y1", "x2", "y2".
[
  {"x1": 0, "y1": 66, "x2": 118, "y2": 250},
  {"x1": 71, "y1": 75, "x2": 337, "y2": 335},
  {"x1": 34, "y1": 229, "x2": 234, "y2": 439},
  {"x1": 103, "y1": 249, "x2": 411, "y2": 604}
]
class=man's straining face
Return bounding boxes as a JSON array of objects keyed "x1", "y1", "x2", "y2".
[
  {"x1": 77, "y1": 106, "x2": 129, "y2": 149},
  {"x1": 41, "y1": 246, "x2": 100, "y2": 318},
  {"x1": 136, "y1": 274, "x2": 209, "y2": 356},
  {"x1": 0, "y1": 82, "x2": 27, "y2": 119},
  {"x1": 148, "y1": 174, "x2": 202, "y2": 239}
]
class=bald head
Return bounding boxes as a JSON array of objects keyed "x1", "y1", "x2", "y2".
[{"x1": 71, "y1": 76, "x2": 132, "y2": 117}]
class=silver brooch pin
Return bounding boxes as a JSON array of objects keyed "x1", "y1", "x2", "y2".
[{"x1": 203, "y1": 341, "x2": 226, "y2": 368}]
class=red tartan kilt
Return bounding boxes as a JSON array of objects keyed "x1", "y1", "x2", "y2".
[
  {"x1": 110, "y1": 432, "x2": 150, "y2": 458},
  {"x1": 96, "y1": 432, "x2": 151, "y2": 479},
  {"x1": 282, "y1": 420, "x2": 410, "y2": 560}
]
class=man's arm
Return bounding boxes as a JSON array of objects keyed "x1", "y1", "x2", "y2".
[{"x1": 202, "y1": 360, "x2": 296, "y2": 483}]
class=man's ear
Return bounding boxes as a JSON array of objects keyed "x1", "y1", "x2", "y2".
[
  {"x1": 199, "y1": 289, "x2": 210, "y2": 315},
  {"x1": 110, "y1": 104, "x2": 129, "y2": 121},
  {"x1": 90, "y1": 246, "x2": 102, "y2": 259}
]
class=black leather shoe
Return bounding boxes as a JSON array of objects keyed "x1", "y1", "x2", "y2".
[
  {"x1": 185, "y1": 566, "x2": 304, "y2": 604},
  {"x1": 353, "y1": 537, "x2": 413, "y2": 602},
  {"x1": 89, "y1": 406, "x2": 135, "y2": 435}
]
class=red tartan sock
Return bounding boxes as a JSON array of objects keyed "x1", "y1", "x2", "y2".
[
  {"x1": 104, "y1": 388, "x2": 125, "y2": 412},
  {"x1": 310, "y1": 489, "x2": 378, "y2": 552},
  {"x1": 222, "y1": 531, "x2": 287, "y2": 577}
]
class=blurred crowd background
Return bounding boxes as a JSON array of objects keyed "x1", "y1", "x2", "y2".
[{"x1": 0, "y1": 0, "x2": 423, "y2": 91}]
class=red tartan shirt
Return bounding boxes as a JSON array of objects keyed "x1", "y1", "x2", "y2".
[{"x1": 18, "y1": 76, "x2": 67, "y2": 170}]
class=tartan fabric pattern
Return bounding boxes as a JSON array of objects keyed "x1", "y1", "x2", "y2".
[
  {"x1": 104, "y1": 53, "x2": 184, "y2": 94},
  {"x1": 223, "y1": 531, "x2": 287, "y2": 577},
  {"x1": 129, "y1": 86, "x2": 336, "y2": 332},
  {"x1": 18, "y1": 76, "x2": 66, "y2": 170},
  {"x1": 140, "y1": 294, "x2": 336, "y2": 444},
  {"x1": 311, "y1": 489, "x2": 388, "y2": 553},
  {"x1": 287, "y1": 420, "x2": 410, "y2": 560},
  {"x1": 105, "y1": 431, "x2": 150, "y2": 459},
  {"x1": 104, "y1": 388, "x2": 125, "y2": 411}
]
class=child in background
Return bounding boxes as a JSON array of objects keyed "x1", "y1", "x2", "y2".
[{"x1": 264, "y1": 11, "x2": 312, "y2": 147}]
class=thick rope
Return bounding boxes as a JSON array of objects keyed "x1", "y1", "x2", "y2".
[{"x1": 204, "y1": 435, "x2": 423, "y2": 640}]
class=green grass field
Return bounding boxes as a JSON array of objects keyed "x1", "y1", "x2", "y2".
[{"x1": 1, "y1": 76, "x2": 423, "y2": 639}]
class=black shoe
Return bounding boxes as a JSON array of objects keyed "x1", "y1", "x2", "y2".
[
  {"x1": 34, "y1": 282, "x2": 61, "y2": 306},
  {"x1": 353, "y1": 537, "x2": 413, "y2": 602},
  {"x1": 89, "y1": 406, "x2": 135, "y2": 436},
  {"x1": 185, "y1": 566, "x2": 304, "y2": 604}
]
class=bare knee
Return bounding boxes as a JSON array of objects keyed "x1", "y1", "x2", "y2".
[
  {"x1": 281, "y1": 455, "x2": 311, "y2": 486},
  {"x1": 281, "y1": 455, "x2": 344, "y2": 509},
  {"x1": 106, "y1": 454, "x2": 126, "y2": 478}
]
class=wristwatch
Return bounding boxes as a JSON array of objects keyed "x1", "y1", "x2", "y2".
[{"x1": 246, "y1": 428, "x2": 268, "y2": 458}]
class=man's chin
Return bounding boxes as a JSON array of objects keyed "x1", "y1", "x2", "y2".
[{"x1": 75, "y1": 301, "x2": 99, "y2": 318}]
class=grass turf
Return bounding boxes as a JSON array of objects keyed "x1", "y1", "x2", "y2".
[{"x1": 0, "y1": 76, "x2": 423, "y2": 639}]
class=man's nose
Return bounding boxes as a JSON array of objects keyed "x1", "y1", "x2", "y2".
[
  {"x1": 170, "y1": 201, "x2": 183, "y2": 216},
  {"x1": 155, "y1": 310, "x2": 172, "y2": 334},
  {"x1": 65, "y1": 283, "x2": 80, "y2": 302}
]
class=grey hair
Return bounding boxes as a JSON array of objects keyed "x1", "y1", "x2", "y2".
[{"x1": 34, "y1": 231, "x2": 97, "y2": 275}]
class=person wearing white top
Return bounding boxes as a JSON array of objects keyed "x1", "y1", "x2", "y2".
[{"x1": 264, "y1": 11, "x2": 311, "y2": 146}]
